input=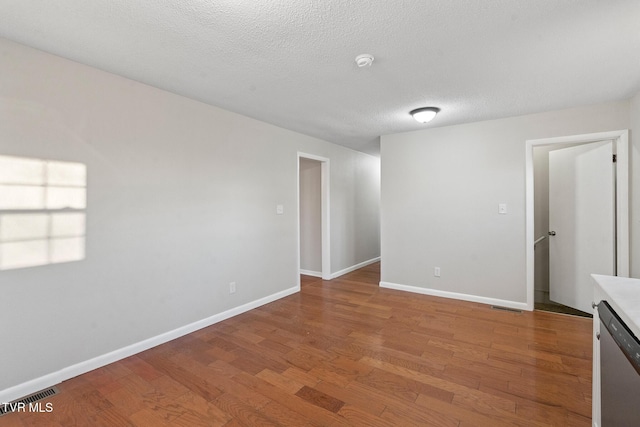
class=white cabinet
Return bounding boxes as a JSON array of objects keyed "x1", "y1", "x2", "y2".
[{"x1": 592, "y1": 282, "x2": 605, "y2": 427}]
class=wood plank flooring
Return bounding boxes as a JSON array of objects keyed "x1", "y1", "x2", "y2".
[{"x1": 3, "y1": 263, "x2": 592, "y2": 426}]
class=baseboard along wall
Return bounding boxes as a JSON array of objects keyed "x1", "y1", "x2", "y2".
[
  {"x1": 330, "y1": 257, "x2": 380, "y2": 280},
  {"x1": 379, "y1": 281, "x2": 529, "y2": 312},
  {"x1": 299, "y1": 269, "x2": 322, "y2": 277},
  {"x1": 0, "y1": 285, "x2": 300, "y2": 403}
]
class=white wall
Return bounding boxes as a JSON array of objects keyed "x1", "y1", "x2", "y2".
[
  {"x1": 381, "y1": 101, "x2": 629, "y2": 306},
  {"x1": 299, "y1": 158, "x2": 322, "y2": 273},
  {"x1": 0, "y1": 38, "x2": 380, "y2": 396},
  {"x1": 331, "y1": 150, "x2": 381, "y2": 274}
]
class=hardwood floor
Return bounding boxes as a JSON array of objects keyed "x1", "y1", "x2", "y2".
[{"x1": 3, "y1": 263, "x2": 592, "y2": 426}]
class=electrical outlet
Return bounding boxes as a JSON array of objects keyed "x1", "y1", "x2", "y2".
[
  {"x1": 229, "y1": 282, "x2": 236, "y2": 294},
  {"x1": 434, "y1": 267, "x2": 441, "y2": 277}
]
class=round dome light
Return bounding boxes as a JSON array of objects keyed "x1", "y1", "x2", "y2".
[{"x1": 410, "y1": 107, "x2": 440, "y2": 123}]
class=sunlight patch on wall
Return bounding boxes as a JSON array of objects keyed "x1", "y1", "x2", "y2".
[{"x1": 0, "y1": 155, "x2": 86, "y2": 270}]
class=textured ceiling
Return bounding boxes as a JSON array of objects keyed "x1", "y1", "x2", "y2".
[{"x1": 1, "y1": 1, "x2": 639, "y2": 155}]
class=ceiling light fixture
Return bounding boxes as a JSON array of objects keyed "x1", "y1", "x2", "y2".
[
  {"x1": 355, "y1": 54, "x2": 374, "y2": 67},
  {"x1": 410, "y1": 107, "x2": 440, "y2": 123}
]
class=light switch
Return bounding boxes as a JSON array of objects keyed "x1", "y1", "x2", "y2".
[
  {"x1": 499, "y1": 203, "x2": 507, "y2": 214},
  {"x1": 276, "y1": 204, "x2": 284, "y2": 215}
]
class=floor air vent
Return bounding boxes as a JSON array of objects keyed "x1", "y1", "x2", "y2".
[
  {"x1": 0, "y1": 386, "x2": 58, "y2": 417},
  {"x1": 491, "y1": 305, "x2": 522, "y2": 314}
]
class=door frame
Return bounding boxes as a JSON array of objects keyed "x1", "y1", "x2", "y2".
[
  {"x1": 525, "y1": 130, "x2": 629, "y2": 311},
  {"x1": 297, "y1": 152, "x2": 331, "y2": 283}
]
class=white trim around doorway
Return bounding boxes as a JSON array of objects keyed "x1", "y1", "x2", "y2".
[
  {"x1": 297, "y1": 152, "x2": 331, "y2": 283},
  {"x1": 524, "y1": 130, "x2": 629, "y2": 311}
]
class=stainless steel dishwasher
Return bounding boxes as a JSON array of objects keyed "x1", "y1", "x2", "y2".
[{"x1": 597, "y1": 300, "x2": 640, "y2": 426}]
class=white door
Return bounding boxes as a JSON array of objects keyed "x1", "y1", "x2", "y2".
[{"x1": 548, "y1": 141, "x2": 615, "y2": 313}]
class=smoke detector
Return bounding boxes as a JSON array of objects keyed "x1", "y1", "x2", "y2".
[{"x1": 355, "y1": 54, "x2": 374, "y2": 68}]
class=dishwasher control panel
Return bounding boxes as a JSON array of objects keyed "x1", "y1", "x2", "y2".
[{"x1": 598, "y1": 300, "x2": 640, "y2": 374}]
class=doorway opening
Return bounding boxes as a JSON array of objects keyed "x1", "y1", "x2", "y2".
[
  {"x1": 525, "y1": 130, "x2": 629, "y2": 313},
  {"x1": 297, "y1": 153, "x2": 330, "y2": 284}
]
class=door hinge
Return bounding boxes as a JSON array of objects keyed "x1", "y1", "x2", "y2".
[{"x1": 613, "y1": 154, "x2": 617, "y2": 163}]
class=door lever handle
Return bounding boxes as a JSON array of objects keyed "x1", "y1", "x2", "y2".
[{"x1": 548, "y1": 231, "x2": 556, "y2": 236}]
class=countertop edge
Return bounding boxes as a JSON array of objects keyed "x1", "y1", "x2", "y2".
[{"x1": 592, "y1": 274, "x2": 640, "y2": 339}]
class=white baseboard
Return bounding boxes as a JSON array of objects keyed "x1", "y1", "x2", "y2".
[
  {"x1": 300, "y1": 269, "x2": 322, "y2": 278},
  {"x1": 0, "y1": 285, "x2": 299, "y2": 403},
  {"x1": 379, "y1": 281, "x2": 529, "y2": 311},
  {"x1": 330, "y1": 256, "x2": 380, "y2": 279}
]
